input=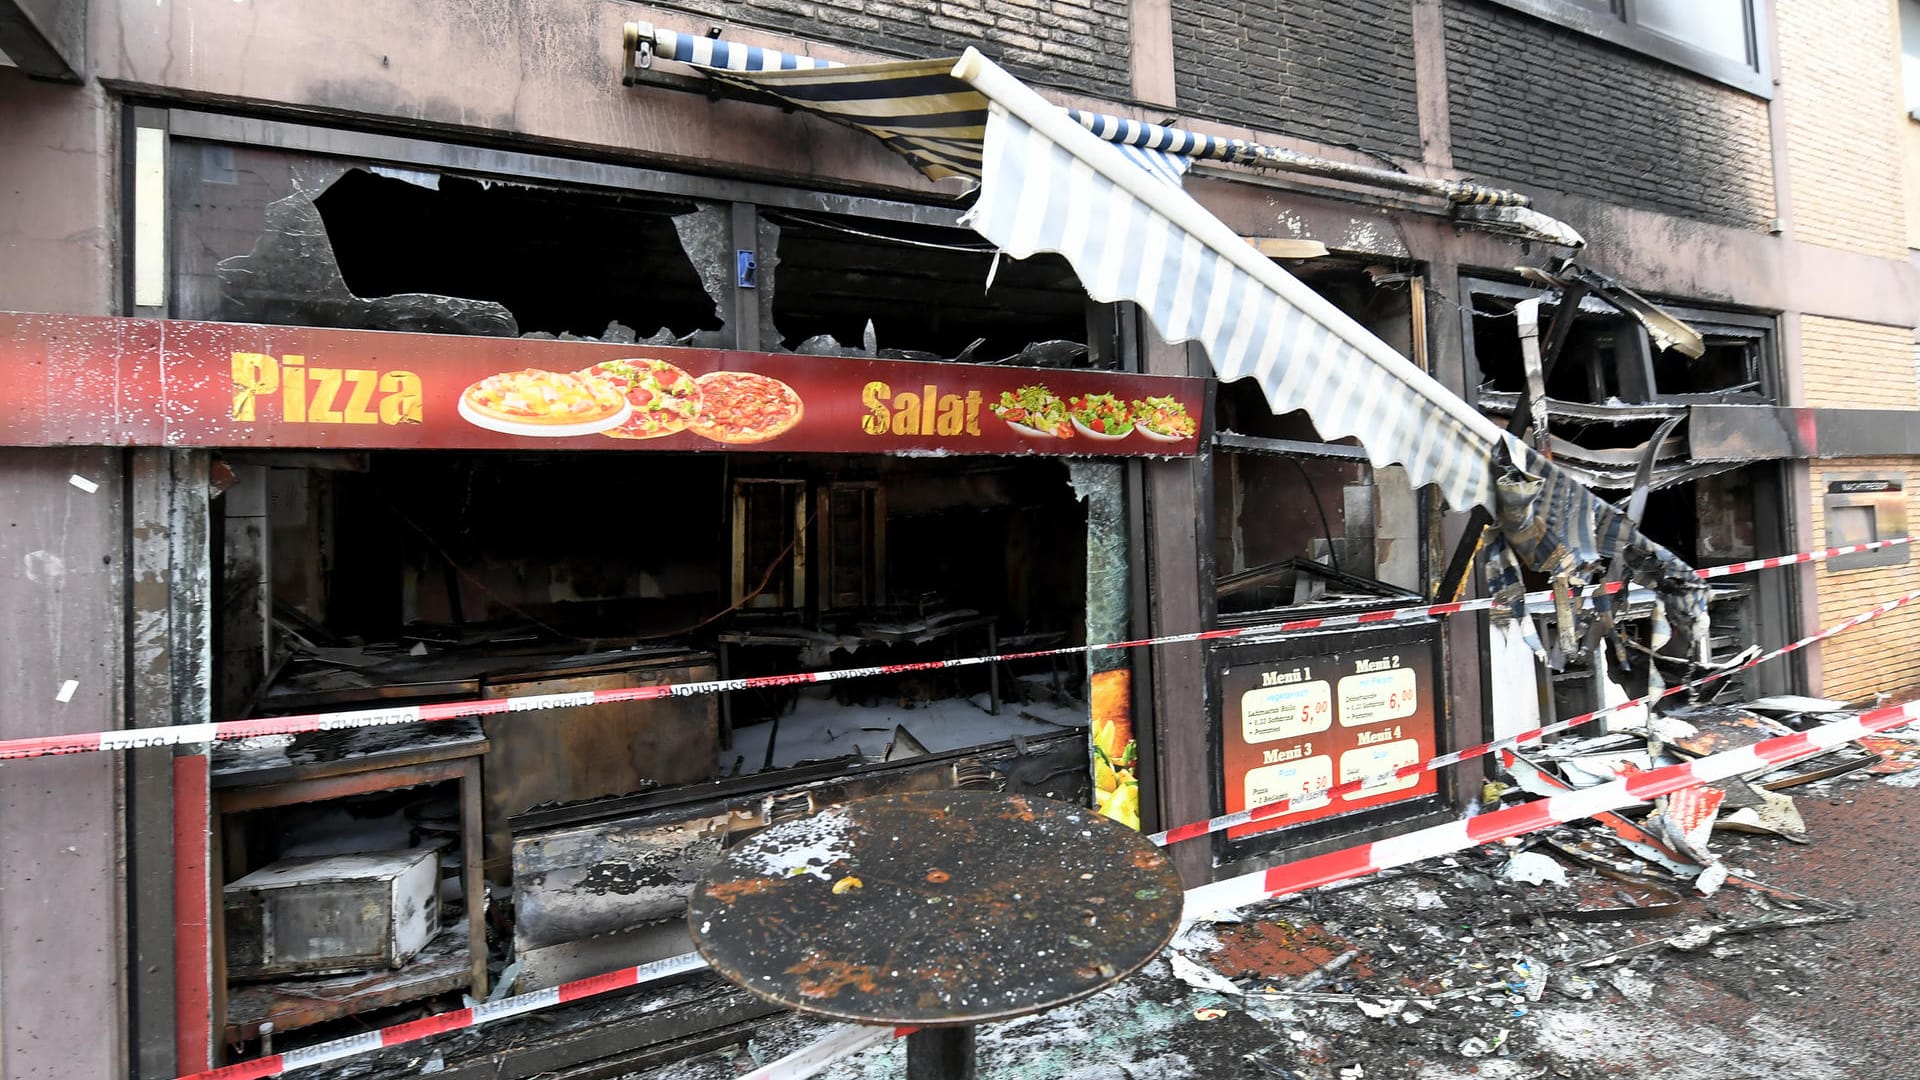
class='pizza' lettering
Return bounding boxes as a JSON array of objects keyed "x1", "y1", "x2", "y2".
[
  {"x1": 860, "y1": 381, "x2": 984, "y2": 437},
  {"x1": 229, "y1": 353, "x2": 424, "y2": 426}
]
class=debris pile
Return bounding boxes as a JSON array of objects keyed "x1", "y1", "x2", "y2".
[{"x1": 632, "y1": 695, "x2": 1920, "y2": 1080}]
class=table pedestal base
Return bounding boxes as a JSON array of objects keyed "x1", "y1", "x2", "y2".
[{"x1": 906, "y1": 1026, "x2": 976, "y2": 1080}]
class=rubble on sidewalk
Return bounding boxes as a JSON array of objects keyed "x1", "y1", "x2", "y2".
[
  {"x1": 277, "y1": 694, "x2": 1918, "y2": 1080},
  {"x1": 623, "y1": 694, "x2": 1918, "y2": 1080}
]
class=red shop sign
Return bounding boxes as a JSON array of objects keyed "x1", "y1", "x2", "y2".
[{"x1": 0, "y1": 313, "x2": 1204, "y2": 456}]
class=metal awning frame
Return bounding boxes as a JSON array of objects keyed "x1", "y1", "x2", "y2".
[{"x1": 621, "y1": 22, "x2": 1584, "y2": 248}]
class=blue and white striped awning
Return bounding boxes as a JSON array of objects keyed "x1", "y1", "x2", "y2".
[
  {"x1": 635, "y1": 26, "x2": 1192, "y2": 185},
  {"x1": 954, "y1": 54, "x2": 1502, "y2": 510},
  {"x1": 631, "y1": 25, "x2": 1535, "y2": 208},
  {"x1": 619, "y1": 35, "x2": 1706, "y2": 637}
]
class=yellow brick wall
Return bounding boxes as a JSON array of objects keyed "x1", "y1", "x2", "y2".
[
  {"x1": 1798, "y1": 314, "x2": 1920, "y2": 408},
  {"x1": 1778, "y1": 0, "x2": 1910, "y2": 258},
  {"x1": 1807, "y1": 458, "x2": 1920, "y2": 699}
]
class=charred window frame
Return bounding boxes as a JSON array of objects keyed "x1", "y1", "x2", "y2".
[
  {"x1": 1460, "y1": 276, "x2": 1779, "y2": 406},
  {"x1": 1458, "y1": 273, "x2": 1802, "y2": 699},
  {"x1": 145, "y1": 107, "x2": 973, "y2": 347},
  {"x1": 1207, "y1": 260, "x2": 1435, "y2": 618},
  {"x1": 1479, "y1": 0, "x2": 1771, "y2": 100}
]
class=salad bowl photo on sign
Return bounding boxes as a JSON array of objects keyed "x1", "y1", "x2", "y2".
[
  {"x1": 1068, "y1": 392, "x2": 1134, "y2": 440},
  {"x1": 991, "y1": 384, "x2": 1075, "y2": 438},
  {"x1": 1131, "y1": 395, "x2": 1197, "y2": 443}
]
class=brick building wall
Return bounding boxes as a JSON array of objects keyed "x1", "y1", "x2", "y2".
[
  {"x1": 649, "y1": 0, "x2": 1131, "y2": 99},
  {"x1": 1776, "y1": 0, "x2": 1908, "y2": 258},
  {"x1": 1799, "y1": 315, "x2": 1920, "y2": 409},
  {"x1": 1442, "y1": 0, "x2": 1775, "y2": 230},
  {"x1": 1797, "y1": 317, "x2": 1920, "y2": 696},
  {"x1": 1805, "y1": 457, "x2": 1920, "y2": 699},
  {"x1": 1170, "y1": 0, "x2": 1421, "y2": 157}
]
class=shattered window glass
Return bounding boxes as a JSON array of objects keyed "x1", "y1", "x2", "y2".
[
  {"x1": 1467, "y1": 281, "x2": 1771, "y2": 407},
  {"x1": 763, "y1": 209, "x2": 1088, "y2": 363},
  {"x1": 169, "y1": 141, "x2": 724, "y2": 345}
]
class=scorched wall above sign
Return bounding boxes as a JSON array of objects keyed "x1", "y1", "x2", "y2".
[{"x1": 0, "y1": 312, "x2": 1202, "y2": 455}]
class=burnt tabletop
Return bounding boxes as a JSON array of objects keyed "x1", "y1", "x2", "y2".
[{"x1": 687, "y1": 790, "x2": 1183, "y2": 1027}]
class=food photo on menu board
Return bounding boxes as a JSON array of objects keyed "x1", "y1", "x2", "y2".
[
  {"x1": 457, "y1": 362, "x2": 804, "y2": 445},
  {"x1": 990, "y1": 384, "x2": 1197, "y2": 443}
]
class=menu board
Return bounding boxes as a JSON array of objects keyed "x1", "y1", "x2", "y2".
[{"x1": 1214, "y1": 624, "x2": 1441, "y2": 845}]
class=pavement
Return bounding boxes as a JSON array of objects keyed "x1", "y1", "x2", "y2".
[{"x1": 631, "y1": 733, "x2": 1920, "y2": 1080}]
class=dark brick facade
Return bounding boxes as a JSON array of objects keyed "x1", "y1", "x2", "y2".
[
  {"x1": 1171, "y1": 0, "x2": 1422, "y2": 158},
  {"x1": 1445, "y1": 0, "x2": 1775, "y2": 230},
  {"x1": 646, "y1": 0, "x2": 1131, "y2": 100}
]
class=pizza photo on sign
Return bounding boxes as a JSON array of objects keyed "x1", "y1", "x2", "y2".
[
  {"x1": 578, "y1": 358, "x2": 703, "y2": 439},
  {"x1": 687, "y1": 371, "x2": 805, "y2": 445},
  {"x1": 990, "y1": 384, "x2": 1073, "y2": 438},
  {"x1": 457, "y1": 369, "x2": 632, "y2": 437}
]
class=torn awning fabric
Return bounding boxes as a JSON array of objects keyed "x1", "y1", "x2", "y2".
[
  {"x1": 630, "y1": 25, "x2": 1533, "y2": 208},
  {"x1": 632, "y1": 26, "x2": 1193, "y2": 184},
  {"x1": 622, "y1": 38, "x2": 1710, "y2": 655},
  {"x1": 1484, "y1": 442, "x2": 1711, "y2": 662}
]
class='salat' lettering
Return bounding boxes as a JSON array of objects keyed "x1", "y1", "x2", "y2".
[
  {"x1": 230, "y1": 353, "x2": 423, "y2": 425},
  {"x1": 862, "y1": 381, "x2": 982, "y2": 437}
]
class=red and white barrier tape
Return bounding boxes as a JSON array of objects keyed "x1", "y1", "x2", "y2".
[
  {"x1": 1181, "y1": 693, "x2": 1920, "y2": 918},
  {"x1": 629, "y1": 675, "x2": 1920, "y2": 1080},
  {"x1": 177, "y1": 584, "x2": 1920, "y2": 1080},
  {"x1": 1695, "y1": 535, "x2": 1914, "y2": 577},
  {"x1": 1150, "y1": 586, "x2": 1920, "y2": 846},
  {"x1": 180, "y1": 951, "x2": 707, "y2": 1080},
  {"x1": 9, "y1": 536, "x2": 1913, "y2": 764}
]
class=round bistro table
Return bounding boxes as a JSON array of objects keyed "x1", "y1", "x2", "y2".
[{"x1": 687, "y1": 789, "x2": 1184, "y2": 1079}]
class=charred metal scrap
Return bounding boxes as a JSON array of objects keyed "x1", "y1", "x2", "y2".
[
  {"x1": 1476, "y1": 259, "x2": 1715, "y2": 668},
  {"x1": 1483, "y1": 439, "x2": 1712, "y2": 668}
]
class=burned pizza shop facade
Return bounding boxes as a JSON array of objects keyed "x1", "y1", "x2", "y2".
[
  {"x1": 0, "y1": 106, "x2": 1228, "y2": 1065},
  {"x1": 0, "y1": 38, "x2": 1683, "y2": 1074},
  {"x1": 0, "y1": 27, "x2": 1813, "y2": 1072}
]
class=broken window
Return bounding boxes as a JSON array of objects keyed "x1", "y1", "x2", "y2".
[
  {"x1": 1463, "y1": 275, "x2": 1798, "y2": 716},
  {"x1": 762, "y1": 209, "x2": 1089, "y2": 362},
  {"x1": 314, "y1": 169, "x2": 723, "y2": 342},
  {"x1": 1468, "y1": 280, "x2": 1771, "y2": 409},
  {"x1": 171, "y1": 141, "x2": 723, "y2": 343},
  {"x1": 1212, "y1": 260, "x2": 1428, "y2": 620}
]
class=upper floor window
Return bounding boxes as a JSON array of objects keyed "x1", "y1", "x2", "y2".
[
  {"x1": 1483, "y1": 0, "x2": 1769, "y2": 99},
  {"x1": 1635, "y1": 0, "x2": 1753, "y2": 66},
  {"x1": 1902, "y1": 0, "x2": 1920, "y2": 117}
]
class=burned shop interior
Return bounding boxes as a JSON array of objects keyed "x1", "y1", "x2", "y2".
[
  {"x1": 1211, "y1": 260, "x2": 1430, "y2": 623},
  {"x1": 1460, "y1": 273, "x2": 1794, "y2": 722},
  {"x1": 178, "y1": 140, "x2": 1123, "y2": 1053},
  {"x1": 166, "y1": 132, "x2": 1801, "y2": 1057}
]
